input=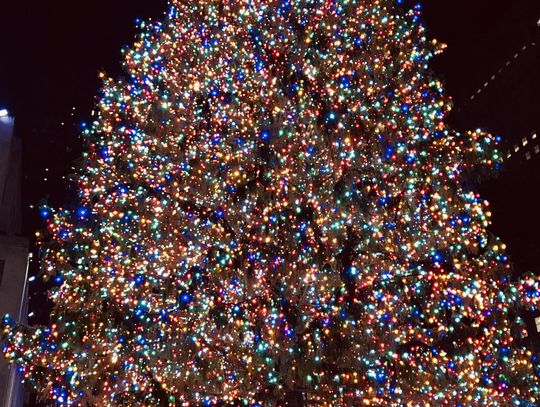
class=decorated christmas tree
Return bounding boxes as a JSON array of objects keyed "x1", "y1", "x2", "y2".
[{"x1": 3, "y1": 0, "x2": 540, "y2": 405}]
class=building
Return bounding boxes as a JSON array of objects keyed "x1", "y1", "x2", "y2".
[
  {"x1": 461, "y1": 14, "x2": 540, "y2": 348},
  {"x1": 0, "y1": 110, "x2": 29, "y2": 407},
  {"x1": 505, "y1": 131, "x2": 539, "y2": 165}
]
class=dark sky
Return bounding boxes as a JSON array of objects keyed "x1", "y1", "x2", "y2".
[
  {"x1": 0, "y1": 0, "x2": 538, "y2": 268},
  {"x1": 0, "y1": 1, "x2": 537, "y2": 118}
]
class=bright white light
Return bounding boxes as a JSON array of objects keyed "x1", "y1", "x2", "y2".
[{"x1": 0, "y1": 108, "x2": 8, "y2": 117}]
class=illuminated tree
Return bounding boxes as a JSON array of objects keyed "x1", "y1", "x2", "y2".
[{"x1": 3, "y1": 0, "x2": 540, "y2": 405}]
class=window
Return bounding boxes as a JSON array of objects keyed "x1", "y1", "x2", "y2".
[
  {"x1": 526, "y1": 152, "x2": 531, "y2": 160},
  {"x1": 0, "y1": 259, "x2": 5, "y2": 287},
  {"x1": 523, "y1": 137, "x2": 528, "y2": 146},
  {"x1": 536, "y1": 316, "x2": 540, "y2": 333},
  {"x1": 535, "y1": 145, "x2": 539, "y2": 154}
]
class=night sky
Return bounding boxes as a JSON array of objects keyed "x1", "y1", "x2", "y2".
[{"x1": 0, "y1": 0, "x2": 539, "y2": 315}]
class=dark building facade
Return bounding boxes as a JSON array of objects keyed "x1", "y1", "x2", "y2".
[
  {"x1": 465, "y1": 14, "x2": 540, "y2": 348},
  {"x1": 440, "y1": 8, "x2": 539, "y2": 276},
  {"x1": 0, "y1": 111, "x2": 29, "y2": 407}
]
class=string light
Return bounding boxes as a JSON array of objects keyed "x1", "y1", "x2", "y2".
[{"x1": 2, "y1": 0, "x2": 540, "y2": 405}]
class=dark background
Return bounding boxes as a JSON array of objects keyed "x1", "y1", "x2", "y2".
[
  {"x1": 0, "y1": 1, "x2": 538, "y2": 402},
  {"x1": 0, "y1": 0, "x2": 539, "y2": 308},
  {"x1": 0, "y1": 0, "x2": 538, "y2": 303}
]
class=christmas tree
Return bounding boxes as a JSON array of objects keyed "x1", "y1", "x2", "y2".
[{"x1": 3, "y1": 0, "x2": 540, "y2": 405}]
